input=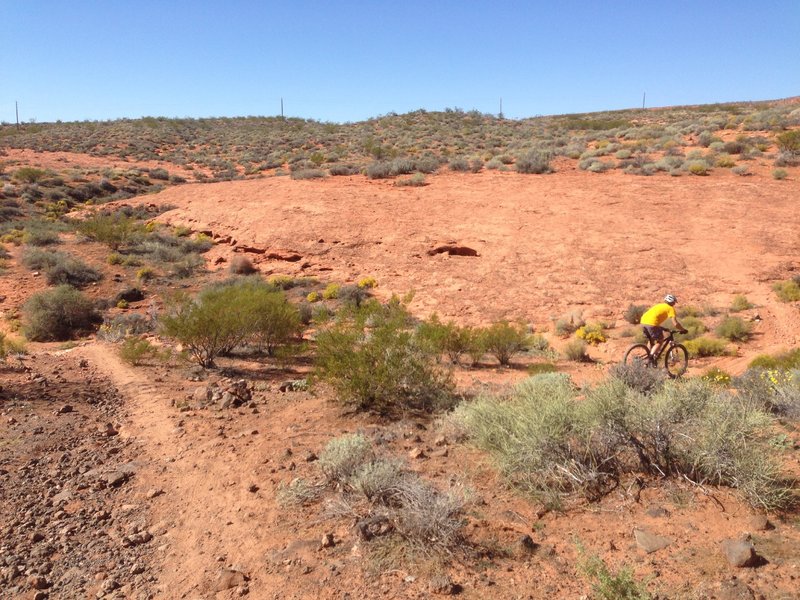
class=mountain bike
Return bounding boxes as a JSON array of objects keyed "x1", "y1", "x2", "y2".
[{"x1": 623, "y1": 329, "x2": 689, "y2": 378}]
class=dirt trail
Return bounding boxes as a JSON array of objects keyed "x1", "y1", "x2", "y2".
[{"x1": 75, "y1": 343, "x2": 360, "y2": 599}]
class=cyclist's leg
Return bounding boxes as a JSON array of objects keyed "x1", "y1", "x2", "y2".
[{"x1": 644, "y1": 326, "x2": 664, "y2": 357}]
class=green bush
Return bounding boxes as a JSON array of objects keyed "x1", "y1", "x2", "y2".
[
  {"x1": 483, "y1": 321, "x2": 530, "y2": 365},
  {"x1": 415, "y1": 314, "x2": 470, "y2": 364},
  {"x1": 773, "y1": 279, "x2": 800, "y2": 302},
  {"x1": 715, "y1": 316, "x2": 753, "y2": 342},
  {"x1": 160, "y1": 279, "x2": 302, "y2": 366},
  {"x1": 579, "y1": 550, "x2": 651, "y2": 600},
  {"x1": 772, "y1": 168, "x2": 788, "y2": 180},
  {"x1": 22, "y1": 222, "x2": 62, "y2": 246},
  {"x1": 14, "y1": 167, "x2": 46, "y2": 183},
  {"x1": 683, "y1": 337, "x2": 729, "y2": 357},
  {"x1": 23, "y1": 285, "x2": 98, "y2": 341},
  {"x1": 675, "y1": 315, "x2": 706, "y2": 342},
  {"x1": 748, "y1": 348, "x2": 800, "y2": 371},
  {"x1": 730, "y1": 295, "x2": 754, "y2": 312},
  {"x1": 119, "y1": 336, "x2": 160, "y2": 366},
  {"x1": 314, "y1": 298, "x2": 454, "y2": 414},
  {"x1": 77, "y1": 211, "x2": 141, "y2": 250},
  {"x1": 776, "y1": 130, "x2": 800, "y2": 154}
]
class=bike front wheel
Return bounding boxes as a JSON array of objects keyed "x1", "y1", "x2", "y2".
[
  {"x1": 624, "y1": 344, "x2": 652, "y2": 368},
  {"x1": 664, "y1": 344, "x2": 689, "y2": 378}
]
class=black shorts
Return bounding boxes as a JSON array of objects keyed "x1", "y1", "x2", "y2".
[{"x1": 642, "y1": 325, "x2": 665, "y2": 343}]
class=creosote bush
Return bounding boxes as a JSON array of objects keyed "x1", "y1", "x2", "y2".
[
  {"x1": 772, "y1": 279, "x2": 800, "y2": 302},
  {"x1": 482, "y1": 320, "x2": 530, "y2": 365},
  {"x1": 23, "y1": 285, "x2": 98, "y2": 341},
  {"x1": 453, "y1": 374, "x2": 795, "y2": 510},
  {"x1": 160, "y1": 278, "x2": 302, "y2": 367},
  {"x1": 715, "y1": 315, "x2": 753, "y2": 342},
  {"x1": 314, "y1": 297, "x2": 454, "y2": 415}
]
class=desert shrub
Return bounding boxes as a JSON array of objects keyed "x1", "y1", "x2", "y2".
[
  {"x1": 772, "y1": 169, "x2": 788, "y2": 180},
  {"x1": 485, "y1": 158, "x2": 504, "y2": 170},
  {"x1": 366, "y1": 161, "x2": 393, "y2": 179},
  {"x1": 322, "y1": 282, "x2": 340, "y2": 299},
  {"x1": 675, "y1": 315, "x2": 706, "y2": 341},
  {"x1": 730, "y1": 294, "x2": 754, "y2": 312},
  {"x1": 774, "y1": 151, "x2": 800, "y2": 167},
  {"x1": 328, "y1": 164, "x2": 360, "y2": 176},
  {"x1": 454, "y1": 375, "x2": 794, "y2": 510},
  {"x1": 776, "y1": 129, "x2": 800, "y2": 154},
  {"x1": 0, "y1": 333, "x2": 27, "y2": 361},
  {"x1": 772, "y1": 279, "x2": 800, "y2": 302},
  {"x1": 715, "y1": 316, "x2": 753, "y2": 342},
  {"x1": 14, "y1": 167, "x2": 46, "y2": 183},
  {"x1": 448, "y1": 157, "x2": 470, "y2": 172},
  {"x1": 416, "y1": 315, "x2": 470, "y2": 364},
  {"x1": 314, "y1": 298, "x2": 454, "y2": 414},
  {"x1": 148, "y1": 168, "x2": 169, "y2": 180},
  {"x1": 563, "y1": 338, "x2": 590, "y2": 362},
  {"x1": 77, "y1": 212, "x2": 141, "y2": 250},
  {"x1": 319, "y1": 433, "x2": 374, "y2": 482},
  {"x1": 483, "y1": 321, "x2": 530, "y2": 365},
  {"x1": 22, "y1": 222, "x2": 62, "y2": 246},
  {"x1": 527, "y1": 362, "x2": 558, "y2": 376},
  {"x1": 22, "y1": 248, "x2": 102, "y2": 288},
  {"x1": 683, "y1": 337, "x2": 728, "y2": 357},
  {"x1": 338, "y1": 284, "x2": 371, "y2": 308},
  {"x1": 469, "y1": 158, "x2": 483, "y2": 173},
  {"x1": 290, "y1": 168, "x2": 326, "y2": 180},
  {"x1": 715, "y1": 153, "x2": 736, "y2": 168},
  {"x1": 579, "y1": 550, "x2": 651, "y2": 600},
  {"x1": 136, "y1": 267, "x2": 156, "y2": 282},
  {"x1": 515, "y1": 150, "x2": 553, "y2": 174},
  {"x1": 576, "y1": 323, "x2": 607, "y2": 345},
  {"x1": 96, "y1": 313, "x2": 154, "y2": 342},
  {"x1": 229, "y1": 255, "x2": 257, "y2": 275},
  {"x1": 160, "y1": 280, "x2": 301, "y2": 366},
  {"x1": 267, "y1": 275, "x2": 296, "y2": 290},
  {"x1": 119, "y1": 336, "x2": 160, "y2": 366},
  {"x1": 23, "y1": 285, "x2": 98, "y2": 341},
  {"x1": 686, "y1": 160, "x2": 710, "y2": 175},
  {"x1": 623, "y1": 304, "x2": 646, "y2": 325},
  {"x1": 702, "y1": 367, "x2": 732, "y2": 386},
  {"x1": 748, "y1": 348, "x2": 800, "y2": 371},
  {"x1": 463, "y1": 326, "x2": 488, "y2": 366},
  {"x1": 608, "y1": 360, "x2": 666, "y2": 395},
  {"x1": 395, "y1": 173, "x2": 427, "y2": 187},
  {"x1": 357, "y1": 276, "x2": 377, "y2": 289},
  {"x1": 731, "y1": 165, "x2": 750, "y2": 176}
]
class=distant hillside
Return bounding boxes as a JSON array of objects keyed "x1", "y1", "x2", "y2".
[{"x1": 1, "y1": 98, "x2": 798, "y2": 181}]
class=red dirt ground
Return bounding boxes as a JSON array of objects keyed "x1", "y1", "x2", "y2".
[{"x1": 2, "y1": 150, "x2": 800, "y2": 599}]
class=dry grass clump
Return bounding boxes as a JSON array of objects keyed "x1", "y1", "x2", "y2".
[
  {"x1": 452, "y1": 373, "x2": 795, "y2": 511},
  {"x1": 279, "y1": 433, "x2": 469, "y2": 568}
]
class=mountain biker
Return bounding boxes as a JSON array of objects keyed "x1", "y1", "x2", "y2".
[{"x1": 640, "y1": 294, "x2": 687, "y2": 358}]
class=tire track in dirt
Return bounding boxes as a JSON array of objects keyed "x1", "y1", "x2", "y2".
[{"x1": 75, "y1": 343, "x2": 351, "y2": 599}]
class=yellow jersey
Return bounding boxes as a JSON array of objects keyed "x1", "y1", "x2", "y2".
[{"x1": 640, "y1": 303, "x2": 676, "y2": 326}]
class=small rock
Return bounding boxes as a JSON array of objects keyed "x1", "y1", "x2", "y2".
[
  {"x1": 321, "y1": 533, "x2": 335, "y2": 548},
  {"x1": 247, "y1": 483, "x2": 259, "y2": 493},
  {"x1": 645, "y1": 505, "x2": 670, "y2": 518},
  {"x1": 746, "y1": 515, "x2": 773, "y2": 532},
  {"x1": 408, "y1": 447, "x2": 426, "y2": 460},
  {"x1": 213, "y1": 569, "x2": 248, "y2": 592},
  {"x1": 146, "y1": 488, "x2": 164, "y2": 499},
  {"x1": 721, "y1": 539, "x2": 759, "y2": 568},
  {"x1": 303, "y1": 451, "x2": 318, "y2": 462},
  {"x1": 33, "y1": 592, "x2": 48, "y2": 600},
  {"x1": 100, "y1": 423, "x2": 118, "y2": 437},
  {"x1": 433, "y1": 435, "x2": 448, "y2": 447},
  {"x1": 633, "y1": 528, "x2": 672, "y2": 554},
  {"x1": 29, "y1": 575, "x2": 50, "y2": 590},
  {"x1": 518, "y1": 535, "x2": 538, "y2": 555},
  {"x1": 717, "y1": 577, "x2": 756, "y2": 600},
  {"x1": 57, "y1": 405, "x2": 73, "y2": 415},
  {"x1": 30, "y1": 532, "x2": 45, "y2": 543}
]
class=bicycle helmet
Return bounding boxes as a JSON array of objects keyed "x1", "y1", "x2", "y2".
[{"x1": 664, "y1": 294, "x2": 677, "y2": 305}]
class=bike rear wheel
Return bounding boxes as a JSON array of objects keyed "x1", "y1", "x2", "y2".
[
  {"x1": 664, "y1": 344, "x2": 689, "y2": 378},
  {"x1": 624, "y1": 344, "x2": 652, "y2": 368}
]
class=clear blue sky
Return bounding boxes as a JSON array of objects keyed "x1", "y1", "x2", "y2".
[{"x1": 1, "y1": 1, "x2": 798, "y2": 124}]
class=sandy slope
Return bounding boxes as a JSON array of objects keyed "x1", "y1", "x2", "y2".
[{"x1": 142, "y1": 166, "x2": 800, "y2": 357}]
